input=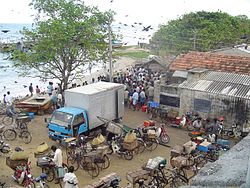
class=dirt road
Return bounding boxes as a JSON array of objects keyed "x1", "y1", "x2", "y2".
[{"x1": 0, "y1": 107, "x2": 190, "y2": 187}]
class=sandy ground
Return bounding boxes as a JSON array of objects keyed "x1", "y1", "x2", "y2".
[
  {"x1": 0, "y1": 108, "x2": 190, "y2": 188},
  {"x1": 0, "y1": 50, "x2": 190, "y2": 187}
]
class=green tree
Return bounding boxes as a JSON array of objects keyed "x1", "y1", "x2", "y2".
[
  {"x1": 12, "y1": 0, "x2": 115, "y2": 93},
  {"x1": 150, "y1": 11, "x2": 250, "y2": 55}
]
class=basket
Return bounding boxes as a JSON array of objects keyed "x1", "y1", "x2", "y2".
[
  {"x1": 36, "y1": 157, "x2": 50, "y2": 167},
  {"x1": 170, "y1": 145, "x2": 184, "y2": 158},
  {"x1": 6, "y1": 157, "x2": 28, "y2": 170},
  {"x1": 147, "y1": 129, "x2": 156, "y2": 139},
  {"x1": 126, "y1": 169, "x2": 150, "y2": 184},
  {"x1": 34, "y1": 149, "x2": 51, "y2": 158},
  {"x1": 123, "y1": 140, "x2": 138, "y2": 150},
  {"x1": 83, "y1": 150, "x2": 103, "y2": 163},
  {"x1": 170, "y1": 156, "x2": 189, "y2": 168},
  {"x1": 96, "y1": 145, "x2": 109, "y2": 156}
]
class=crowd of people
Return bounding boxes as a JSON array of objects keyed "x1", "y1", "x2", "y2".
[{"x1": 113, "y1": 66, "x2": 162, "y2": 111}]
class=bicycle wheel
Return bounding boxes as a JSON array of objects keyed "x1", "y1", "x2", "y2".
[
  {"x1": 160, "y1": 133, "x2": 170, "y2": 144},
  {"x1": 2, "y1": 116, "x2": 13, "y2": 126},
  {"x1": 67, "y1": 156, "x2": 79, "y2": 171},
  {"x1": 3, "y1": 129, "x2": 17, "y2": 141},
  {"x1": 96, "y1": 154, "x2": 110, "y2": 169},
  {"x1": 21, "y1": 131, "x2": 32, "y2": 144},
  {"x1": 42, "y1": 167, "x2": 55, "y2": 182},
  {"x1": 86, "y1": 162, "x2": 100, "y2": 178},
  {"x1": 134, "y1": 139, "x2": 145, "y2": 154},
  {"x1": 124, "y1": 151, "x2": 133, "y2": 160},
  {"x1": 145, "y1": 138, "x2": 158, "y2": 151},
  {"x1": 23, "y1": 180, "x2": 35, "y2": 188},
  {"x1": 66, "y1": 146, "x2": 76, "y2": 158}
]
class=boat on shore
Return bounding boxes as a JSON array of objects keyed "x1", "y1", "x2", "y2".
[
  {"x1": 112, "y1": 41, "x2": 123, "y2": 48},
  {"x1": 15, "y1": 95, "x2": 52, "y2": 115}
]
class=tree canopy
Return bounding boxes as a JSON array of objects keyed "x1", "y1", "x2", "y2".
[
  {"x1": 12, "y1": 0, "x2": 115, "y2": 92},
  {"x1": 150, "y1": 11, "x2": 250, "y2": 55}
]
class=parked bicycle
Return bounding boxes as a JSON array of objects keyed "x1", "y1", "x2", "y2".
[
  {"x1": 133, "y1": 127, "x2": 159, "y2": 151},
  {"x1": 3, "y1": 117, "x2": 32, "y2": 144},
  {"x1": 37, "y1": 156, "x2": 68, "y2": 188},
  {"x1": 1, "y1": 109, "x2": 25, "y2": 126},
  {"x1": 107, "y1": 135, "x2": 134, "y2": 160}
]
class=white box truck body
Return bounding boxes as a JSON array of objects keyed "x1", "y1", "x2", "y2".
[{"x1": 64, "y1": 82, "x2": 124, "y2": 130}]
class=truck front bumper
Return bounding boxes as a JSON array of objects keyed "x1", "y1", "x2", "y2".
[{"x1": 48, "y1": 132, "x2": 71, "y2": 147}]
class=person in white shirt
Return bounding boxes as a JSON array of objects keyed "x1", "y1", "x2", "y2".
[
  {"x1": 139, "y1": 89, "x2": 146, "y2": 107},
  {"x1": 51, "y1": 145, "x2": 63, "y2": 184},
  {"x1": 5, "y1": 91, "x2": 13, "y2": 106},
  {"x1": 5, "y1": 91, "x2": 15, "y2": 116},
  {"x1": 132, "y1": 90, "x2": 139, "y2": 111},
  {"x1": 63, "y1": 166, "x2": 79, "y2": 188}
]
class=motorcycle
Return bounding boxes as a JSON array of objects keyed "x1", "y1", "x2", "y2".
[
  {"x1": 12, "y1": 161, "x2": 35, "y2": 188},
  {"x1": 0, "y1": 140, "x2": 11, "y2": 154},
  {"x1": 155, "y1": 124, "x2": 170, "y2": 144},
  {"x1": 107, "y1": 136, "x2": 133, "y2": 160},
  {"x1": 32, "y1": 173, "x2": 50, "y2": 188},
  {"x1": 170, "y1": 114, "x2": 194, "y2": 131}
]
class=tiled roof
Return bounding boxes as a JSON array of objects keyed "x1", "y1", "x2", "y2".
[
  {"x1": 169, "y1": 51, "x2": 250, "y2": 75},
  {"x1": 179, "y1": 71, "x2": 250, "y2": 99}
]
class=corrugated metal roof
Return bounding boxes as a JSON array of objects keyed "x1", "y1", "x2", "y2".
[{"x1": 179, "y1": 71, "x2": 250, "y2": 99}]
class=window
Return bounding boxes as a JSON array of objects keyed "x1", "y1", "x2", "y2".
[
  {"x1": 72, "y1": 113, "x2": 85, "y2": 126},
  {"x1": 194, "y1": 99, "x2": 211, "y2": 113},
  {"x1": 50, "y1": 111, "x2": 73, "y2": 127},
  {"x1": 160, "y1": 94, "x2": 180, "y2": 108}
]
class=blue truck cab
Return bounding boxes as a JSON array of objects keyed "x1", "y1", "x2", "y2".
[{"x1": 48, "y1": 107, "x2": 89, "y2": 141}]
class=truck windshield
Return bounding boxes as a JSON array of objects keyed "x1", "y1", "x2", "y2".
[{"x1": 50, "y1": 111, "x2": 73, "y2": 127}]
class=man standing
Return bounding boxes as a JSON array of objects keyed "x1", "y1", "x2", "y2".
[
  {"x1": 63, "y1": 166, "x2": 79, "y2": 188},
  {"x1": 29, "y1": 83, "x2": 34, "y2": 96},
  {"x1": 148, "y1": 84, "x2": 154, "y2": 101},
  {"x1": 5, "y1": 91, "x2": 15, "y2": 116},
  {"x1": 124, "y1": 89, "x2": 129, "y2": 107},
  {"x1": 51, "y1": 88, "x2": 58, "y2": 110},
  {"x1": 47, "y1": 82, "x2": 53, "y2": 96},
  {"x1": 132, "y1": 90, "x2": 139, "y2": 111},
  {"x1": 51, "y1": 145, "x2": 63, "y2": 184},
  {"x1": 139, "y1": 89, "x2": 146, "y2": 107},
  {"x1": 35, "y1": 85, "x2": 41, "y2": 95}
]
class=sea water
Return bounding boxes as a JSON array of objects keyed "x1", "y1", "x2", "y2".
[{"x1": 0, "y1": 23, "x2": 156, "y2": 98}]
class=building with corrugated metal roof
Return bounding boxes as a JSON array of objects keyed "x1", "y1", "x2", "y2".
[{"x1": 158, "y1": 68, "x2": 250, "y2": 129}]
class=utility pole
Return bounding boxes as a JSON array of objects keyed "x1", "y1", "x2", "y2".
[
  {"x1": 193, "y1": 30, "x2": 197, "y2": 50},
  {"x1": 108, "y1": 24, "x2": 113, "y2": 82}
]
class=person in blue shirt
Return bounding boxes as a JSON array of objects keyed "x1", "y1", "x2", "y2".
[{"x1": 47, "y1": 82, "x2": 53, "y2": 96}]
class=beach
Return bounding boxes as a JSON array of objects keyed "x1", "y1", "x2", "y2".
[{"x1": 0, "y1": 53, "x2": 138, "y2": 101}]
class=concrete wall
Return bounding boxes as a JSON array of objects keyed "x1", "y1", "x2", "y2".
[
  {"x1": 181, "y1": 134, "x2": 250, "y2": 188},
  {"x1": 179, "y1": 89, "x2": 250, "y2": 128}
]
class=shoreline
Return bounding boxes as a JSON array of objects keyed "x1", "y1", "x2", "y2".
[{"x1": 0, "y1": 56, "x2": 138, "y2": 102}]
